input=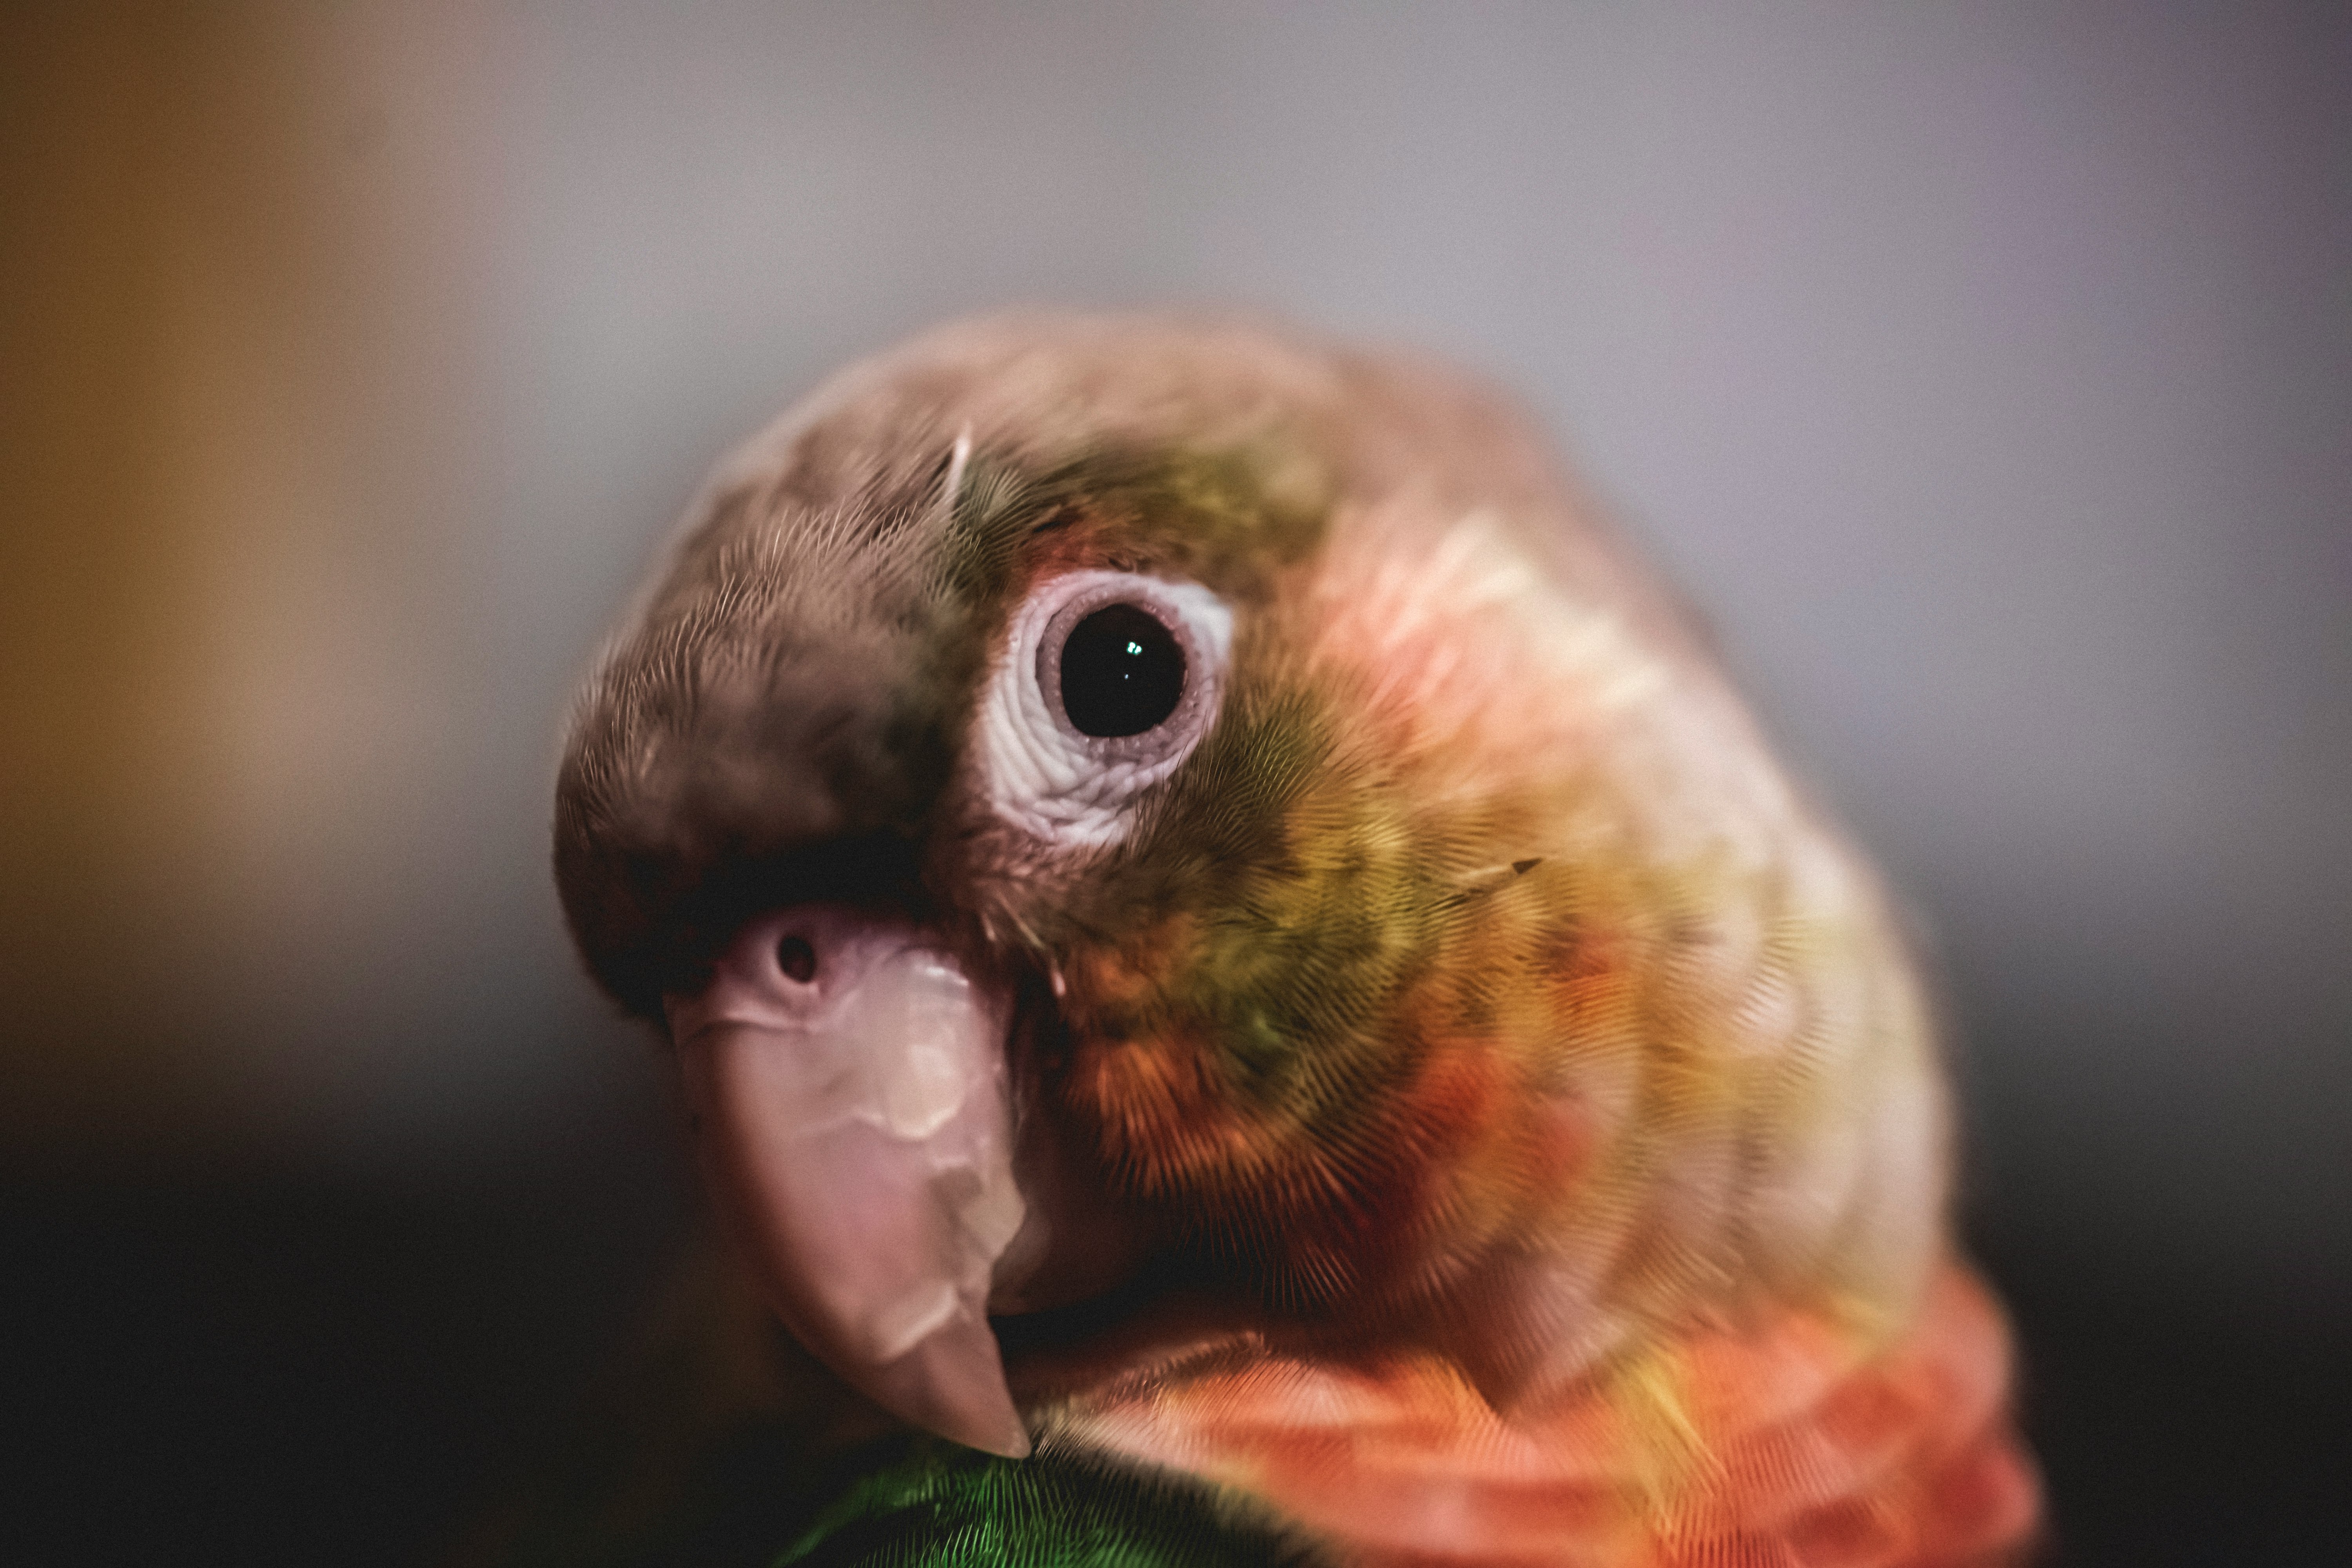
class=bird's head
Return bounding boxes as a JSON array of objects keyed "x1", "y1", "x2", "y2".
[{"x1": 554, "y1": 315, "x2": 1944, "y2": 1459}]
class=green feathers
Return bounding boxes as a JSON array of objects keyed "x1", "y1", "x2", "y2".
[{"x1": 783, "y1": 1437, "x2": 1321, "y2": 1568}]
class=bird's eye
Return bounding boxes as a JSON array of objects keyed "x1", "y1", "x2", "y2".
[
  {"x1": 1056, "y1": 602, "x2": 1186, "y2": 737},
  {"x1": 974, "y1": 569, "x2": 1233, "y2": 849}
]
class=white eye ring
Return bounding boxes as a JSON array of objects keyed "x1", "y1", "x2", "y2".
[{"x1": 974, "y1": 570, "x2": 1232, "y2": 849}]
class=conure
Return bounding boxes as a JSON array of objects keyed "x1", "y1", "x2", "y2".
[{"x1": 540, "y1": 314, "x2": 2039, "y2": 1566}]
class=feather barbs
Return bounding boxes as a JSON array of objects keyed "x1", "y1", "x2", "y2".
[{"x1": 1048, "y1": 1263, "x2": 2036, "y2": 1568}]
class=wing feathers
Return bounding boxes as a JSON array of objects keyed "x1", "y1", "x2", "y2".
[{"x1": 1053, "y1": 1264, "x2": 2036, "y2": 1567}]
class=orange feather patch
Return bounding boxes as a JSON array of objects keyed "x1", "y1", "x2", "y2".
[{"x1": 1054, "y1": 1264, "x2": 2038, "y2": 1567}]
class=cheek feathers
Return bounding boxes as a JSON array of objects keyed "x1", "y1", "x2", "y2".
[
  {"x1": 1301, "y1": 507, "x2": 1673, "y2": 808},
  {"x1": 1067, "y1": 504, "x2": 1952, "y2": 1327},
  {"x1": 995, "y1": 502, "x2": 1942, "y2": 1327}
]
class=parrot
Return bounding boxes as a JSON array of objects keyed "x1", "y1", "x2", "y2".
[{"x1": 533, "y1": 312, "x2": 2040, "y2": 1567}]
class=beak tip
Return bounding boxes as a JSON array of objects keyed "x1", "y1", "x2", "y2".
[
  {"x1": 855, "y1": 1312, "x2": 1034, "y2": 1462},
  {"x1": 962, "y1": 1420, "x2": 1034, "y2": 1461}
]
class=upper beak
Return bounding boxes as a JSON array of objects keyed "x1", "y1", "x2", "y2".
[{"x1": 665, "y1": 905, "x2": 1031, "y2": 1457}]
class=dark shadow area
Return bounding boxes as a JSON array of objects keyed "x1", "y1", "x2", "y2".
[
  {"x1": 4, "y1": 1080, "x2": 2344, "y2": 1568},
  {"x1": 1, "y1": 1127, "x2": 693, "y2": 1568},
  {"x1": 1975, "y1": 1219, "x2": 2349, "y2": 1567}
]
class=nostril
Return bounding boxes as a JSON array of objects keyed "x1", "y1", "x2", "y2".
[{"x1": 776, "y1": 935, "x2": 818, "y2": 984}]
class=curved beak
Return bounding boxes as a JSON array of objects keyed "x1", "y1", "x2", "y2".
[{"x1": 666, "y1": 906, "x2": 1030, "y2": 1457}]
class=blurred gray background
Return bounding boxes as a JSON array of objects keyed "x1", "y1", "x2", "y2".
[{"x1": 5, "y1": 2, "x2": 2345, "y2": 1564}]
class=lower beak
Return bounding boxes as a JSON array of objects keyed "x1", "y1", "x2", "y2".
[{"x1": 666, "y1": 907, "x2": 1031, "y2": 1457}]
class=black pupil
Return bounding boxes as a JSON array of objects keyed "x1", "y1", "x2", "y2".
[{"x1": 1058, "y1": 603, "x2": 1186, "y2": 738}]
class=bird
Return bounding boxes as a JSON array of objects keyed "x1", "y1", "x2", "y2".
[{"x1": 535, "y1": 312, "x2": 2040, "y2": 1567}]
